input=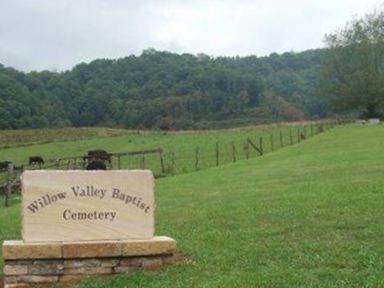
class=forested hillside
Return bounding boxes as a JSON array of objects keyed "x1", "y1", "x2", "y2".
[{"x1": 0, "y1": 48, "x2": 327, "y2": 130}]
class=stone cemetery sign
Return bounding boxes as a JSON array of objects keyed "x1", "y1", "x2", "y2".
[
  {"x1": 22, "y1": 170, "x2": 154, "y2": 242},
  {"x1": 3, "y1": 169, "x2": 177, "y2": 287}
]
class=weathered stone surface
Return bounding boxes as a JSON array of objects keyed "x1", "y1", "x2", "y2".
[
  {"x1": 100, "y1": 259, "x2": 120, "y2": 267},
  {"x1": 64, "y1": 267, "x2": 113, "y2": 275},
  {"x1": 4, "y1": 283, "x2": 31, "y2": 288},
  {"x1": 121, "y1": 236, "x2": 176, "y2": 256},
  {"x1": 32, "y1": 259, "x2": 63, "y2": 266},
  {"x1": 119, "y1": 257, "x2": 144, "y2": 267},
  {"x1": 59, "y1": 274, "x2": 91, "y2": 283},
  {"x1": 142, "y1": 257, "x2": 163, "y2": 271},
  {"x1": 4, "y1": 276, "x2": 19, "y2": 283},
  {"x1": 2, "y1": 240, "x2": 176, "y2": 286},
  {"x1": 59, "y1": 274, "x2": 111, "y2": 283},
  {"x1": 5, "y1": 280, "x2": 53, "y2": 288},
  {"x1": 162, "y1": 254, "x2": 176, "y2": 265},
  {"x1": 59, "y1": 274, "x2": 89, "y2": 283},
  {"x1": 28, "y1": 261, "x2": 64, "y2": 275},
  {"x1": 64, "y1": 259, "x2": 101, "y2": 268},
  {"x1": 5, "y1": 260, "x2": 32, "y2": 265},
  {"x1": 18, "y1": 275, "x2": 58, "y2": 283},
  {"x1": 64, "y1": 258, "x2": 119, "y2": 268},
  {"x1": 22, "y1": 170, "x2": 155, "y2": 242},
  {"x1": 4, "y1": 265, "x2": 28, "y2": 276},
  {"x1": 62, "y1": 241, "x2": 121, "y2": 258},
  {"x1": 114, "y1": 266, "x2": 138, "y2": 273},
  {"x1": 3, "y1": 237, "x2": 175, "y2": 262},
  {"x1": 3, "y1": 241, "x2": 62, "y2": 260}
]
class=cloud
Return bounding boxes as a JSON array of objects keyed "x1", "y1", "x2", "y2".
[{"x1": 0, "y1": 0, "x2": 381, "y2": 71}]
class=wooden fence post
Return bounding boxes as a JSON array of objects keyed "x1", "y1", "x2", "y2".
[
  {"x1": 310, "y1": 123, "x2": 314, "y2": 136},
  {"x1": 232, "y1": 142, "x2": 236, "y2": 162},
  {"x1": 5, "y1": 163, "x2": 14, "y2": 207},
  {"x1": 303, "y1": 125, "x2": 307, "y2": 139},
  {"x1": 141, "y1": 152, "x2": 146, "y2": 169},
  {"x1": 290, "y1": 128, "x2": 293, "y2": 145},
  {"x1": 245, "y1": 141, "x2": 250, "y2": 159},
  {"x1": 159, "y1": 150, "x2": 165, "y2": 174},
  {"x1": 319, "y1": 123, "x2": 324, "y2": 133},
  {"x1": 280, "y1": 130, "x2": 284, "y2": 148},
  {"x1": 195, "y1": 146, "x2": 199, "y2": 171},
  {"x1": 215, "y1": 142, "x2": 219, "y2": 166},
  {"x1": 297, "y1": 127, "x2": 301, "y2": 142},
  {"x1": 259, "y1": 137, "x2": 264, "y2": 155},
  {"x1": 117, "y1": 154, "x2": 121, "y2": 169},
  {"x1": 270, "y1": 134, "x2": 274, "y2": 152}
]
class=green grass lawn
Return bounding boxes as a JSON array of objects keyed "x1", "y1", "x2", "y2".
[
  {"x1": 1, "y1": 124, "x2": 383, "y2": 287},
  {"x1": 0, "y1": 122, "x2": 327, "y2": 177}
]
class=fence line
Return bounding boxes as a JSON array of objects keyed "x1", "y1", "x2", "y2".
[
  {"x1": 156, "y1": 119, "x2": 348, "y2": 176},
  {"x1": 1, "y1": 120, "x2": 349, "y2": 206}
]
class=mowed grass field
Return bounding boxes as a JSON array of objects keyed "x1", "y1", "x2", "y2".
[
  {"x1": 0, "y1": 122, "x2": 328, "y2": 176},
  {"x1": 1, "y1": 123, "x2": 383, "y2": 287}
]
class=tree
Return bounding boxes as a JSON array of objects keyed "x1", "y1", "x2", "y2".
[
  {"x1": 321, "y1": 9, "x2": 384, "y2": 118},
  {"x1": 0, "y1": 48, "x2": 327, "y2": 130}
]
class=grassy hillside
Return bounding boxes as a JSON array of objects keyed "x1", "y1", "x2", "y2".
[
  {"x1": 0, "y1": 122, "x2": 328, "y2": 176},
  {"x1": 1, "y1": 124, "x2": 383, "y2": 287}
]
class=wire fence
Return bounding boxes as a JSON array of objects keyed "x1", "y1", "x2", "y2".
[
  {"x1": 156, "y1": 120, "x2": 344, "y2": 175},
  {"x1": 1, "y1": 119, "x2": 348, "y2": 206}
]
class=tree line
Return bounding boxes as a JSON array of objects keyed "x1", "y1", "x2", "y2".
[{"x1": 0, "y1": 48, "x2": 328, "y2": 130}]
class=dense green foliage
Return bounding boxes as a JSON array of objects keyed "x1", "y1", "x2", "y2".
[
  {"x1": 321, "y1": 9, "x2": 384, "y2": 118},
  {"x1": 0, "y1": 49, "x2": 327, "y2": 130},
  {"x1": 1, "y1": 124, "x2": 384, "y2": 287}
]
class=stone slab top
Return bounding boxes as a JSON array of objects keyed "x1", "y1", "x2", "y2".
[{"x1": 3, "y1": 236, "x2": 176, "y2": 260}]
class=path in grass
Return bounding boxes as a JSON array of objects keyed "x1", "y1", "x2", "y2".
[{"x1": 1, "y1": 124, "x2": 383, "y2": 287}]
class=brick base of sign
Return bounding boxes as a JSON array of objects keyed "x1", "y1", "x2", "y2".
[{"x1": 2, "y1": 236, "x2": 176, "y2": 288}]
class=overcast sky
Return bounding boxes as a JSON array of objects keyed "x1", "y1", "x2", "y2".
[{"x1": 0, "y1": 0, "x2": 382, "y2": 72}]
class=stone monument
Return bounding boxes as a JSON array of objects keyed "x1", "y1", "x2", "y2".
[{"x1": 2, "y1": 170, "x2": 176, "y2": 287}]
